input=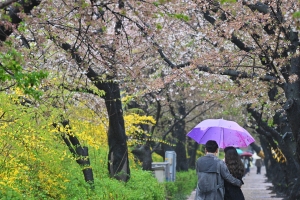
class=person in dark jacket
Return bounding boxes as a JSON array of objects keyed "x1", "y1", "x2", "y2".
[
  {"x1": 255, "y1": 158, "x2": 263, "y2": 174},
  {"x1": 224, "y1": 146, "x2": 245, "y2": 200},
  {"x1": 195, "y1": 141, "x2": 243, "y2": 200}
]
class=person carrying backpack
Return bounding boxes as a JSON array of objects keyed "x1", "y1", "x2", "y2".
[{"x1": 195, "y1": 140, "x2": 243, "y2": 200}]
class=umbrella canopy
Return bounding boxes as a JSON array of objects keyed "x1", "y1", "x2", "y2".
[
  {"x1": 187, "y1": 119, "x2": 255, "y2": 149},
  {"x1": 236, "y1": 148, "x2": 243, "y2": 154},
  {"x1": 240, "y1": 152, "x2": 253, "y2": 157}
]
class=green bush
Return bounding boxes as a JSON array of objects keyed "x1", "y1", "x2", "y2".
[
  {"x1": 164, "y1": 170, "x2": 197, "y2": 200},
  {"x1": 63, "y1": 170, "x2": 165, "y2": 200},
  {"x1": 60, "y1": 149, "x2": 166, "y2": 200},
  {"x1": 165, "y1": 181, "x2": 178, "y2": 199}
]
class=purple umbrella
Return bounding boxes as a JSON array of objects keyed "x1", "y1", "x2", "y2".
[{"x1": 187, "y1": 119, "x2": 255, "y2": 148}]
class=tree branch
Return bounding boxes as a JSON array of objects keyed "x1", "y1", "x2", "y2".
[
  {"x1": 0, "y1": 0, "x2": 41, "y2": 41},
  {"x1": 197, "y1": 65, "x2": 279, "y2": 83},
  {"x1": 0, "y1": 0, "x2": 17, "y2": 9}
]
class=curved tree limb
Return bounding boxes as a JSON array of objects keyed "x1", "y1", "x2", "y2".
[{"x1": 0, "y1": 0, "x2": 17, "y2": 9}]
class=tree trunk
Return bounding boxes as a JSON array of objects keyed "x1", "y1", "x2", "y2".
[
  {"x1": 283, "y1": 56, "x2": 300, "y2": 163},
  {"x1": 87, "y1": 68, "x2": 130, "y2": 182},
  {"x1": 188, "y1": 140, "x2": 199, "y2": 169},
  {"x1": 248, "y1": 105, "x2": 299, "y2": 199},
  {"x1": 53, "y1": 120, "x2": 94, "y2": 188},
  {"x1": 281, "y1": 55, "x2": 300, "y2": 199},
  {"x1": 131, "y1": 143, "x2": 152, "y2": 170},
  {"x1": 174, "y1": 101, "x2": 188, "y2": 171}
]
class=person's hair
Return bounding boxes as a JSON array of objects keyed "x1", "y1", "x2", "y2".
[
  {"x1": 224, "y1": 146, "x2": 245, "y2": 178},
  {"x1": 205, "y1": 140, "x2": 218, "y2": 153}
]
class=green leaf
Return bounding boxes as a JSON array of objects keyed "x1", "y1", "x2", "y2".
[
  {"x1": 0, "y1": 47, "x2": 48, "y2": 99},
  {"x1": 156, "y1": 23, "x2": 163, "y2": 30},
  {"x1": 18, "y1": 22, "x2": 26, "y2": 32},
  {"x1": 168, "y1": 13, "x2": 190, "y2": 21},
  {"x1": 293, "y1": 11, "x2": 300, "y2": 18},
  {"x1": 220, "y1": 0, "x2": 237, "y2": 4},
  {"x1": 153, "y1": 2, "x2": 159, "y2": 6}
]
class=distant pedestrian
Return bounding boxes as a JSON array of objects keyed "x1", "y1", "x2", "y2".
[
  {"x1": 255, "y1": 159, "x2": 263, "y2": 174},
  {"x1": 242, "y1": 157, "x2": 250, "y2": 176},
  {"x1": 224, "y1": 146, "x2": 245, "y2": 200},
  {"x1": 195, "y1": 140, "x2": 243, "y2": 200}
]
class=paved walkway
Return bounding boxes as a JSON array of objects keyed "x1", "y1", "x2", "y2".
[{"x1": 186, "y1": 166, "x2": 284, "y2": 200}]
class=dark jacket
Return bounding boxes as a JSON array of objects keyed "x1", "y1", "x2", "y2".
[
  {"x1": 255, "y1": 159, "x2": 263, "y2": 167},
  {"x1": 195, "y1": 154, "x2": 242, "y2": 200},
  {"x1": 224, "y1": 177, "x2": 245, "y2": 200}
]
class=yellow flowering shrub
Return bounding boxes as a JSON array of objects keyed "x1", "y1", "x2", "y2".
[
  {"x1": 0, "y1": 88, "x2": 165, "y2": 199},
  {"x1": 0, "y1": 89, "x2": 109, "y2": 198}
]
